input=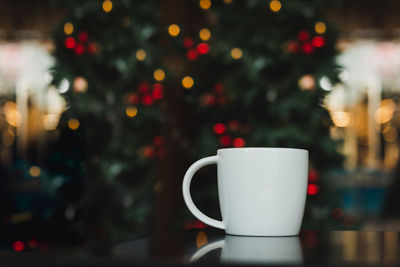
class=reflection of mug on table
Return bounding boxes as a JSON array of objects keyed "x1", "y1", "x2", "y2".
[{"x1": 190, "y1": 235, "x2": 303, "y2": 264}]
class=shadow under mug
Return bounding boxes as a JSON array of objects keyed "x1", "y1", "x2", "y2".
[
  {"x1": 190, "y1": 235, "x2": 303, "y2": 264},
  {"x1": 182, "y1": 147, "x2": 309, "y2": 236}
]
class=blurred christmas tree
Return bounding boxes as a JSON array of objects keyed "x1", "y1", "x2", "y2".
[{"x1": 51, "y1": 0, "x2": 344, "y2": 240}]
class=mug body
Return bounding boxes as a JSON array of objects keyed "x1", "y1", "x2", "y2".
[{"x1": 217, "y1": 147, "x2": 308, "y2": 236}]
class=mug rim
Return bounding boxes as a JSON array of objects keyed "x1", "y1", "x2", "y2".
[{"x1": 217, "y1": 147, "x2": 308, "y2": 152}]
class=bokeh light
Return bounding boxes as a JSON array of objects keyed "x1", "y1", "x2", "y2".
[
  {"x1": 64, "y1": 37, "x2": 76, "y2": 49},
  {"x1": 182, "y1": 76, "x2": 194, "y2": 89},
  {"x1": 213, "y1": 123, "x2": 226, "y2": 134},
  {"x1": 315, "y1": 22, "x2": 327, "y2": 34},
  {"x1": 374, "y1": 99, "x2": 396, "y2": 124},
  {"x1": 307, "y1": 184, "x2": 319, "y2": 195},
  {"x1": 73, "y1": 76, "x2": 88, "y2": 93},
  {"x1": 331, "y1": 111, "x2": 353, "y2": 127},
  {"x1": 4, "y1": 102, "x2": 22, "y2": 127},
  {"x1": 383, "y1": 126, "x2": 397, "y2": 142},
  {"x1": 196, "y1": 43, "x2": 209, "y2": 54},
  {"x1": 233, "y1": 137, "x2": 245, "y2": 147},
  {"x1": 298, "y1": 74, "x2": 315, "y2": 90},
  {"x1": 223, "y1": 0, "x2": 232, "y2": 3},
  {"x1": 231, "y1": 48, "x2": 242, "y2": 59},
  {"x1": 102, "y1": 0, "x2": 113, "y2": 12},
  {"x1": 312, "y1": 36, "x2": 325, "y2": 47},
  {"x1": 42, "y1": 114, "x2": 60, "y2": 130},
  {"x1": 136, "y1": 49, "x2": 146, "y2": 61},
  {"x1": 126, "y1": 106, "x2": 138, "y2": 117},
  {"x1": 168, "y1": 24, "x2": 180, "y2": 37},
  {"x1": 12, "y1": 241, "x2": 25, "y2": 252},
  {"x1": 269, "y1": 0, "x2": 281, "y2": 12},
  {"x1": 68, "y1": 118, "x2": 80, "y2": 130},
  {"x1": 29, "y1": 166, "x2": 41, "y2": 177},
  {"x1": 64, "y1": 22, "x2": 74, "y2": 35},
  {"x1": 153, "y1": 69, "x2": 165, "y2": 81},
  {"x1": 199, "y1": 28, "x2": 211, "y2": 41},
  {"x1": 199, "y1": 0, "x2": 211, "y2": 10}
]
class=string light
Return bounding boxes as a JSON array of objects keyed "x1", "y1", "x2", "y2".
[
  {"x1": 213, "y1": 123, "x2": 226, "y2": 134},
  {"x1": 315, "y1": 22, "x2": 326, "y2": 34},
  {"x1": 312, "y1": 36, "x2": 325, "y2": 47},
  {"x1": 307, "y1": 184, "x2": 319, "y2": 195},
  {"x1": 233, "y1": 138, "x2": 245, "y2": 147},
  {"x1": 182, "y1": 76, "x2": 194, "y2": 89},
  {"x1": 269, "y1": 0, "x2": 281, "y2": 12},
  {"x1": 199, "y1": 0, "x2": 211, "y2": 10},
  {"x1": 77, "y1": 31, "x2": 88, "y2": 42},
  {"x1": 298, "y1": 75, "x2": 315, "y2": 90},
  {"x1": 196, "y1": 43, "x2": 209, "y2": 54},
  {"x1": 152, "y1": 84, "x2": 163, "y2": 100},
  {"x1": 168, "y1": 24, "x2": 180, "y2": 37},
  {"x1": 102, "y1": 0, "x2": 113, "y2": 12},
  {"x1": 74, "y1": 43, "x2": 85, "y2": 55},
  {"x1": 29, "y1": 166, "x2": 41, "y2": 177},
  {"x1": 12, "y1": 241, "x2": 25, "y2": 252},
  {"x1": 68, "y1": 118, "x2": 80, "y2": 130},
  {"x1": 231, "y1": 48, "x2": 242, "y2": 59},
  {"x1": 199, "y1": 28, "x2": 211, "y2": 41},
  {"x1": 73, "y1": 76, "x2": 88, "y2": 93},
  {"x1": 136, "y1": 49, "x2": 146, "y2": 61},
  {"x1": 126, "y1": 106, "x2": 138, "y2": 117},
  {"x1": 64, "y1": 22, "x2": 74, "y2": 35},
  {"x1": 186, "y1": 49, "x2": 198, "y2": 60},
  {"x1": 64, "y1": 37, "x2": 76, "y2": 49},
  {"x1": 153, "y1": 69, "x2": 165, "y2": 81}
]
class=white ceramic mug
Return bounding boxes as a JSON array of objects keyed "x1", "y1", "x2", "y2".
[
  {"x1": 182, "y1": 147, "x2": 308, "y2": 236},
  {"x1": 190, "y1": 235, "x2": 303, "y2": 264}
]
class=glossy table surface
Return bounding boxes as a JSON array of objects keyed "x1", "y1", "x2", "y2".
[{"x1": 2, "y1": 229, "x2": 400, "y2": 266}]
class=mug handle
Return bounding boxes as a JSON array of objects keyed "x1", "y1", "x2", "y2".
[{"x1": 182, "y1": 156, "x2": 225, "y2": 229}]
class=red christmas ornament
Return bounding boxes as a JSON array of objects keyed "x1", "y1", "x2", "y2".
[
  {"x1": 12, "y1": 241, "x2": 25, "y2": 252},
  {"x1": 228, "y1": 120, "x2": 240, "y2": 131},
  {"x1": 77, "y1": 31, "x2": 89, "y2": 43},
  {"x1": 233, "y1": 137, "x2": 245, "y2": 147},
  {"x1": 87, "y1": 42, "x2": 99, "y2": 54},
  {"x1": 142, "y1": 94, "x2": 154, "y2": 106},
  {"x1": 74, "y1": 43, "x2": 85, "y2": 55},
  {"x1": 152, "y1": 83, "x2": 163, "y2": 100},
  {"x1": 308, "y1": 169, "x2": 319, "y2": 182},
  {"x1": 203, "y1": 94, "x2": 216, "y2": 106},
  {"x1": 196, "y1": 43, "x2": 209, "y2": 54},
  {"x1": 312, "y1": 36, "x2": 325, "y2": 48},
  {"x1": 297, "y1": 30, "x2": 310, "y2": 41},
  {"x1": 64, "y1": 37, "x2": 76, "y2": 49},
  {"x1": 127, "y1": 93, "x2": 139, "y2": 104},
  {"x1": 287, "y1": 41, "x2": 299, "y2": 53},
  {"x1": 214, "y1": 83, "x2": 224, "y2": 94},
  {"x1": 141, "y1": 146, "x2": 155, "y2": 158},
  {"x1": 138, "y1": 82, "x2": 150, "y2": 94},
  {"x1": 186, "y1": 49, "x2": 198, "y2": 61},
  {"x1": 219, "y1": 135, "x2": 231, "y2": 146},
  {"x1": 307, "y1": 184, "x2": 319, "y2": 195},
  {"x1": 213, "y1": 123, "x2": 226, "y2": 134},
  {"x1": 301, "y1": 42, "x2": 314, "y2": 54},
  {"x1": 153, "y1": 135, "x2": 164, "y2": 146},
  {"x1": 183, "y1": 37, "x2": 194, "y2": 48}
]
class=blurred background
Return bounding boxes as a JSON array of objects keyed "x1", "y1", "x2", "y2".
[{"x1": 1, "y1": 0, "x2": 400, "y2": 252}]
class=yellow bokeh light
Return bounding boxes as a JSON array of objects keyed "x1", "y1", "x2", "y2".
[
  {"x1": 29, "y1": 166, "x2": 41, "y2": 177},
  {"x1": 223, "y1": 0, "x2": 232, "y2": 4},
  {"x1": 68, "y1": 118, "x2": 80, "y2": 130},
  {"x1": 269, "y1": 0, "x2": 281, "y2": 12},
  {"x1": 4, "y1": 102, "x2": 22, "y2": 127},
  {"x1": 199, "y1": 28, "x2": 211, "y2": 41},
  {"x1": 153, "y1": 69, "x2": 165, "y2": 81},
  {"x1": 168, "y1": 24, "x2": 180, "y2": 37},
  {"x1": 182, "y1": 76, "x2": 194, "y2": 89},
  {"x1": 42, "y1": 114, "x2": 60, "y2": 130},
  {"x1": 136, "y1": 49, "x2": 146, "y2": 61},
  {"x1": 374, "y1": 99, "x2": 396, "y2": 124},
  {"x1": 196, "y1": 231, "x2": 208, "y2": 248},
  {"x1": 383, "y1": 126, "x2": 397, "y2": 142},
  {"x1": 126, "y1": 106, "x2": 138, "y2": 117},
  {"x1": 315, "y1": 22, "x2": 327, "y2": 34},
  {"x1": 102, "y1": 0, "x2": 113, "y2": 12},
  {"x1": 332, "y1": 111, "x2": 353, "y2": 127},
  {"x1": 231, "y1": 48, "x2": 243, "y2": 59},
  {"x1": 64, "y1": 22, "x2": 74, "y2": 35},
  {"x1": 199, "y1": 0, "x2": 211, "y2": 10}
]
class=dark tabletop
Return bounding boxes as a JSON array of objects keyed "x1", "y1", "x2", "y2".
[{"x1": 1, "y1": 229, "x2": 400, "y2": 266}]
